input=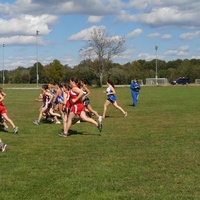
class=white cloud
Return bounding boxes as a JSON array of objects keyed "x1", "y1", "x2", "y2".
[
  {"x1": 137, "y1": 53, "x2": 155, "y2": 61},
  {"x1": 62, "y1": 55, "x2": 79, "y2": 67},
  {"x1": 87, "y1": 16, "x2": 103, "y2": 24},
  {"x1": 180, "y1": 31, "x2": 200, "y2": 40},
  {"x1": 68, "y1": 26, "x2": 105, "y2": 41},
  {"x1": 179, "y1": 45, "x2": 189, "y2": 51},
  {"x1": 2, "y1": 0, "x2": 200, "y2": 30},
  {"x1": 119, "y1": 1, "x2": 200, "y2": 29},
  {"x1": 126, "y1": 28, "x2": 143, "y2": 38},
  {"x1": 161, "y1": 34, "x2": 172, "y2": 40},
  {"x1": 0, "y1": 35, "x2": 45, "y2": 46},
  {"x1": 165, "y1": 45, "x2": 189, "y2": 56},
  {"x1": 0, "y1": 14, "x2": 57, "y2": 36},
  {"x1": 148, "y1": 32, "x2": 160, "y2": 38},
  {"x1": 56, "y1": 0, "x2": 123, "y2": 15},
  {"x1": 128, "y1": 0, "x2": 149, "y2": 10}
]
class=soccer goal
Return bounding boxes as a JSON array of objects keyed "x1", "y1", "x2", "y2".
[
  {"x1": 146, "y1": 78, "x2": 169, "y2": 86},
  {"x1": 195, "y1": 79, "x2": 200, "y2": 84}
]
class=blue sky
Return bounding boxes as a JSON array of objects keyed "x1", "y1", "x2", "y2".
[{"x1": 0, "y1": 0, "x2": 200, "y2": 70}]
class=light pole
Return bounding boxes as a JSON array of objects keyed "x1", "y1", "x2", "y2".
[
  {"x1": 155, "y1": 45, "x2": 158, "y2": 85},
  {"x1": 2, "y1": 44, "x2": 5, "y2": 87},
  {"x1": 36, "y1": 30, "x2": 39, "y2": 87}
]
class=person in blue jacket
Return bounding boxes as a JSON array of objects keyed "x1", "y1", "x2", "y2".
[{"x1": 130, "y1": 78, "x2": 141, "y2": 106}]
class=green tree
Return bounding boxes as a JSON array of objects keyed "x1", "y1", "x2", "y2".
[
  {"x1": 73, "y1": 60, "x2": 96, "y2": 85},
  {"x1": 108, "y1": 67, "x2": 127, "y2": 84},
  {"x1": 29, "y1": 62, "x2": 45, "y2": 83},
  {"x1": 45, "y1": 59, "x2": 66, "y2": 83},
  {"x1": 6, "y1": 67, "x2": 30, "y2": 83}
]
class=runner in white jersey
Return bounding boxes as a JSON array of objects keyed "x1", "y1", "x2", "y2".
[{"x1": 102, "y1": 80, "x2": 127, "y2": 118}]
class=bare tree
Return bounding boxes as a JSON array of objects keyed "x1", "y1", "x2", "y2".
[{"x1": 80, "y1": 27, "x2": 125, "y2": 87}]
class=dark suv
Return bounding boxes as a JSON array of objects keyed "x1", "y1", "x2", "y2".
[{"x1": 171, "y1": 77, "x2": 189, "y2": 85}]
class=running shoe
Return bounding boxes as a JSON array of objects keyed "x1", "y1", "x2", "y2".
[
  {"x1": 59, "y1": 132, "x2": 68, "y2": 137},
  {"x1": 2, "y1": 144, "x2": 7, "y2": 152},
  {"x1": 55, "y1": 121, "x2": 61, "y2": 124},
  {"x1": 4, "y1": 127, "x2": 8, "y2": 132},
  {"x1": 97, "y1": 121, "x2": 102, "y2": 132},
  {"x1": 13, "y1": 126, "x2": 18, "y2": 134},
  {"x1": 33, "y1": 120, "x2": 40, "y2": 125}
]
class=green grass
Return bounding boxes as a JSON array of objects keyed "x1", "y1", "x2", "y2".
[{"x1": 0, "y1": 86, "x2": 199, "y2": 200}]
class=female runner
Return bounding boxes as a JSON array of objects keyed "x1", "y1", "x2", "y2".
[
  {"x1": 59, "y1": 77, "x2": 102, "y2": 137},
  {"x1": 33, "y1": 84, "x2": 61, "y2": 125},
  {"x1": 102, "y1": 80, "x2": 127, "y2": 118},
  {"x1": 0, "y1": 88, "x2": 18, "y2": 134}
]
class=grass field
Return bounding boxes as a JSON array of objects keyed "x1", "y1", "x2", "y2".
[{"x1": 0, "y1": 85, "x2": 199, "y2": 200}]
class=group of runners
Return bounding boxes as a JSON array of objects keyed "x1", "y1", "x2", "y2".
[
  {"x1": 0, "y1": 77, "x2": 129, "y2": 152},
  {"x1": 33, "y1": 77, "x2": 127, "y2": 138},
  {"x1": 33, "y1": 78, "x2": 102, "y2": 137},
  {"x1": 0, "y1": 77, "x2": 130, "y2": 152}
]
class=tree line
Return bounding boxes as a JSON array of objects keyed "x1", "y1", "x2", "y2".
[{"x1": 1, "y1": 58, "x2": 200, "y2": 86}]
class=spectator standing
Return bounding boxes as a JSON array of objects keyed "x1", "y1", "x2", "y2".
[{"x1": 130, "y1": 78, "x2": 141, "y2": 106}]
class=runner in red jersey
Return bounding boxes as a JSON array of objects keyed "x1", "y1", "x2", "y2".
[
  {"x1": 59, "y1": 77, "x2": 102, "y2": 137},
  {"x1": 69, "y1": 86, "x2": 85, "y2": 115},
  {"x1": 0, "y1": 87, "x2": 18, "y2": 134}
]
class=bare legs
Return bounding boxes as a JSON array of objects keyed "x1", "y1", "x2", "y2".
[
  {"x1": 63, "y1": 112, "x2": 75, "y2": 135},
  {"x1": 37, "y1": 107, "x2": 47, "y2": 123},
  {"x1": 102, "y1": 100, "x2": 110, "y2": 118},
  {"x1": 86, "y1": 104, "x2": 100, "y2": 118},
  {"x1": 2, "y1": 113, "x2": 18, "y2": 134},
  {"x1": 80, "y1": 111, "x2": 98, "y2": 126},
  {"x1": 54, "y1": 103, "x2": 64, "y2": 119},
  {"x1": 62, "y1": 111, "x2": 99, "y2": 137},
  {"x1": 2, "y1": 113, "x2": 16, "y2": 128},
  {"x1": 102, "y1": 100, "x2": 127, "y2": 118},
  {"x1": 35, "y1": 106, "x2": 61, "y2": 124}
]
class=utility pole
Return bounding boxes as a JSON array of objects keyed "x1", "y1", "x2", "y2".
[
  {"x1": 2, "y1": 44, "x2": 5, "y2": 87},
  {"x1": 36, "y1": 30, "x2": 39, "y2": 87},
  {"x1": 155, "y1": 45, "x2": 158, "y2": 85}
]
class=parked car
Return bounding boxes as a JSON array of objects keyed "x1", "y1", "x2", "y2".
[{"x1": 171, "y1": 77, "x2": 189, "y2": 85}]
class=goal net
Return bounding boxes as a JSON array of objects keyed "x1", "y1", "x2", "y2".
[
  {"x1": 138, "y1": 79, "x2": 144, "y2": 85},
  {"x1": 146, "y1": 78, "x2": 169, "y2": 86},
  {"x1": 195, "y1": 79, "x2": 200, "y2": 84}
]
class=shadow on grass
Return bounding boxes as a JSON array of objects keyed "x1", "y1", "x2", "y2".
[
  {"x1": 68, "y1": 129, "x2": 101, "y2": 137},
  {"x1": 0, "y1": 125, "x2": 12, "y2": 134},
  {"x1": 104, "y1": 115, "x2": 114, "y2": 118}
]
